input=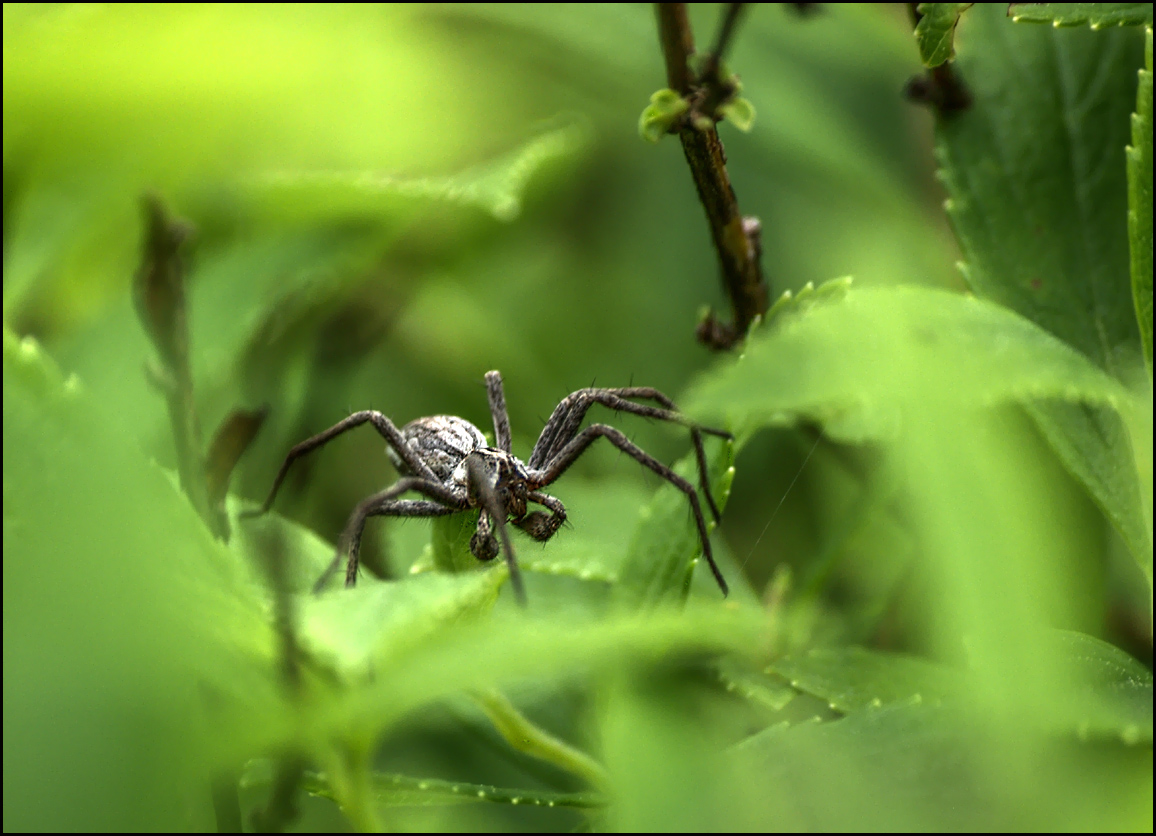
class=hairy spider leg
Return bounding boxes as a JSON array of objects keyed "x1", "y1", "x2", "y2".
[
  {"x1": 484, "y1": 371, "x2": 513, "y2": 453},
  {"x1": 466, "y1": 456, "x2": 527, "y2": 606},
  {"x1": 529, "y1": 424, "x2": 729, "y2": 597},
  {"x1": 526, "y1": 388, "x2": 730, "y2": 521},
  {"x1": 514, "y1": 491, "x2": 568, "y2": 542},
  {"x1": 314, "y1": 500, "x2": 457, "y2": 593},
  {"x1": 316, "y1": 477, "x2": 467, "y2": 592},
  {"x1": 242, "y1": 411, "x2": 440, "y2": 518}
]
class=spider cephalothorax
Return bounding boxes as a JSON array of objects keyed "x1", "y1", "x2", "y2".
[{"x1": 244, "y1": 371, "x2": 732, "y2": 603}]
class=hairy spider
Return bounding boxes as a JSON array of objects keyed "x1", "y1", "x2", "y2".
[{"x1": 243, "y1": 371, "x2": 732, "y2": 604}]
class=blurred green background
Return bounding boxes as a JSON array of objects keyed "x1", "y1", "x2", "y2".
[{"x1": 4, "y1": 4, "x2": 1151, "y2": 831}]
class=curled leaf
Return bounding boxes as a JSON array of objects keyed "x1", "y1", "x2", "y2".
[
  {"x1": 639, "y1": 88, "x2": 689, "y2": 143},
  {"x1": 718, "y1": 96, "x2": 756, "y2": 132}
]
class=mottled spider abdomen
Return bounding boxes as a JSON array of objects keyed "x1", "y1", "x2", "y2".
[{"x1": 387, "y1": 415, "x2": 487, "y2": 481}]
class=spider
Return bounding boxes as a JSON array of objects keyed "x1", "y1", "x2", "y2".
[{"x1": 243, "y1": 371, "x2": 732, "y2": 603}]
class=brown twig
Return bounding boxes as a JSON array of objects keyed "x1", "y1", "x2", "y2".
[
  {"x1": 654, "y1": 3, "x2": 768, "y2": 351},
  {"x1": 903, "y1": 2, "x2": 972, "y2": 115}
]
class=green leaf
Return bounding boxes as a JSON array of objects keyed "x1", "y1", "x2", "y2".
[
  {"x1": 2, "y1": 328, "x2": 279, "y2": 830},
  {"x1": 763, "y1": 275, "x2": 854, "y2": 326},
  {"x1": 638, "y1": 88, "x2": 689, "y2": 143},
  {"x1": 1025, "y1": 400, "x2": 1151, "y2": 591},
  {"x1": 431, "y1": 508, "x2": 485, "y2": 575},
  {"x1": 937, "y1": 6, "x2": 1144, "y2": 378},
  {"x1": 516, "y1": 478, "x2": 649, "y2": 584},
  {"x1": 766, "y1": 631, "x2": 1152, "y2": 743},
  {"x1": 616, "y1": 436, "x2": 736, "y2": 607},
  {"x1": 296, "y1": 603, "x2": 767, "y2": 760},
  {"x1": 1009, "y1": 3, "x2": 1154, "y2": 27},
  {"x1": 1046, "y1": 630, "x2": 1153, "y2": 744},
  {"x1": 249, "y1": 119, "x2": 590, "y2": 224},
  {"x1": 716, "y1": 656, "x2": 798, "y2": 712},
  {"x1": 308, "y1": 771, "x2": 606, "y2": 809},
  {"x1": 302, "y1": 567, "x2": 507, "y2": 677},
  {"x1": 915, "y1": 3, "x2": 974, "y2": 67},
  {"x1": 683, "y1": 286, "x2": 1136, "y2": 444},
  {"x1": 246, "y1": 761, "x2": 608, "y2": 809},
  {"x1": 1129, "y1": 26, "x2": 1153, "y2": 382},
  {"x1": 731, "y1": 701, "x2": 1151, "y2": 830},
  {"x1": 718, "y1": 96, "x2": 756, "y2": 132},
  {"x1": 230, "y1": 495, "x2": 341, "y2": 593},
  {"x1": 935, "y1": 6, "x2": 1150, "y2": 584},
  {"x1": 768, "y1": 647, "x2": 964, "y2": 712}
]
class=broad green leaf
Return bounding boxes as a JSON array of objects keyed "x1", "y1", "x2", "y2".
[
  {"x1": 767, "y1": 631, "x2": 1151, "y2": 743},
  {"x1": 687, "y1": 284, "x2": 1151, "y2": 588},
  {"x1": 1129, "y1": 26, "x2": 1153, "y2": 381},
  {"x1": 2, "y1": 328, "x2": 279, "y2": 830},
  {"x1": 1009, "y1": 3, "x2": 1154, "y2": 27},
  {"x1": 301, "y1": 567, "x2": 506, "y2": 677},
  {"x1": 683, "y1": 286, "x2": 1135, "y2": 442},
  {"x1": 292, "y1": 604, "x2": 766, "y2": 762},
  {"x1": 230, "y1": 496, "x2": 345, "y2": 593},
  {"x1": 716, "y1": 656, "x2": 798, "y2": 712},
  {"x1": 768, "y1": 647, "x2": 964, "y2": 712},
  {"x1": 248, "y1": 120, "x2": 590, "y2": 224},
  {"x1": 306, "y1": 771, "x2": 605, "y2": 809},
  {"x1": 240, "y1": 760, "x2": 607, "y2": 810},
  {"x1": 937, "y1": 6, "x2": 1144, "y2": 378},
  {"x1": 516, "y1": 479, "x2": 648, "y2": 584},
  {"x1": 616, "y1": 437, "x2": 736, "y2": 607},
  {"x1": 732, "y1": 702, "x2": 1151, "y2": 830},
  {"x1": 914, "y1": 3, "x2": 974, "y2": 67},
  {"x1": 1025, "y1": 400, "x2": 1151, "y2": 590},
  {"x1": 1046, "y1": 630, "x2": 1153, "y2": 744}
]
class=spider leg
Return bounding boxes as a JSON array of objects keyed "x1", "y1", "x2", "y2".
[
  {"x1": 530, "y1": 424, "x2": 728, "y2": 597},
  {"x1": 243, "y1": 411, "x2": 439, "y2": 519},
  {"x1": 485, "y1": 370, "x2": 513, "y2": 453},
  {"x1": 527, "y1": 388, "x2": 730, "y2": 521},
  {"x1": 465, "y1": 456, "x2": 527, "y2": 607},
  {"x1": 514, "y1": 491, "x2": 568, "y2": 542},
  {"x1": 314, "y1": 477, "x2": 466, "y2": 593}
]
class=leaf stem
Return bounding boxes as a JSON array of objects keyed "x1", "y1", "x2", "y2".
[{"x1": 472, "y1": 688, "x2": 610, "y2": 788}]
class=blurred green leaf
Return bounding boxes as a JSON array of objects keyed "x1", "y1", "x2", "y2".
[
  {"x1": 914, "y1": 3, "x2": 973, "y2": 67},
  {"x1": 248, "y1": 119, "x2": 590, "y2": 224},
  {"x1": 769, "y1": 646, "x2": 964, "y2": 711},
  {"x1": 684, "y1": 286, "x2": 1135, "y2": 442},
  {"x1": 1128, "y1": 26, "x2": 1153, "y2": 381},
  {"x1": 305, "y1": 770, "x2": 605, "y2": 809},
  {"x1": 638, "y1": 88, "x2": 689, "y2": 143},
  {"x1": 1009, "y1": 3, "x2": 1154, "y2": 27},
  {"x1": 934, "y1": 7, "x2": 1150, "y2": 578},
  {"x1": 1025, "y1": 400, "x2": 1152, "y2": 591},
  {"x1": 717, "y1": 96, "x2": 756, "y2": 132},
  {"x1": 616, "y1": 437, "x2": 736, "y2": 607},
  {"x1": 732, "y1": 701, "x2": 1152, "y2": 830},
  {"x1": 1046, "y1": 630, "x2": 1153, "y2": 744},
  {"x1": 301, "y1": 567, "x2": 507, "y2": 678},
  {"x1": 292, "y1": 604, "x2": 766, "y2": 766},
  {"x1": 716, "y1": 656, "x2": 798, "y2": 712},
  {"x1": 2, "y1": 327, "x2": 279, "y2": 830}
]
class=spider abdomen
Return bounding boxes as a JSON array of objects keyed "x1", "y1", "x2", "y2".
[{"x1": 388, "y1": 415, "x2": 487, "y2": 481}]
